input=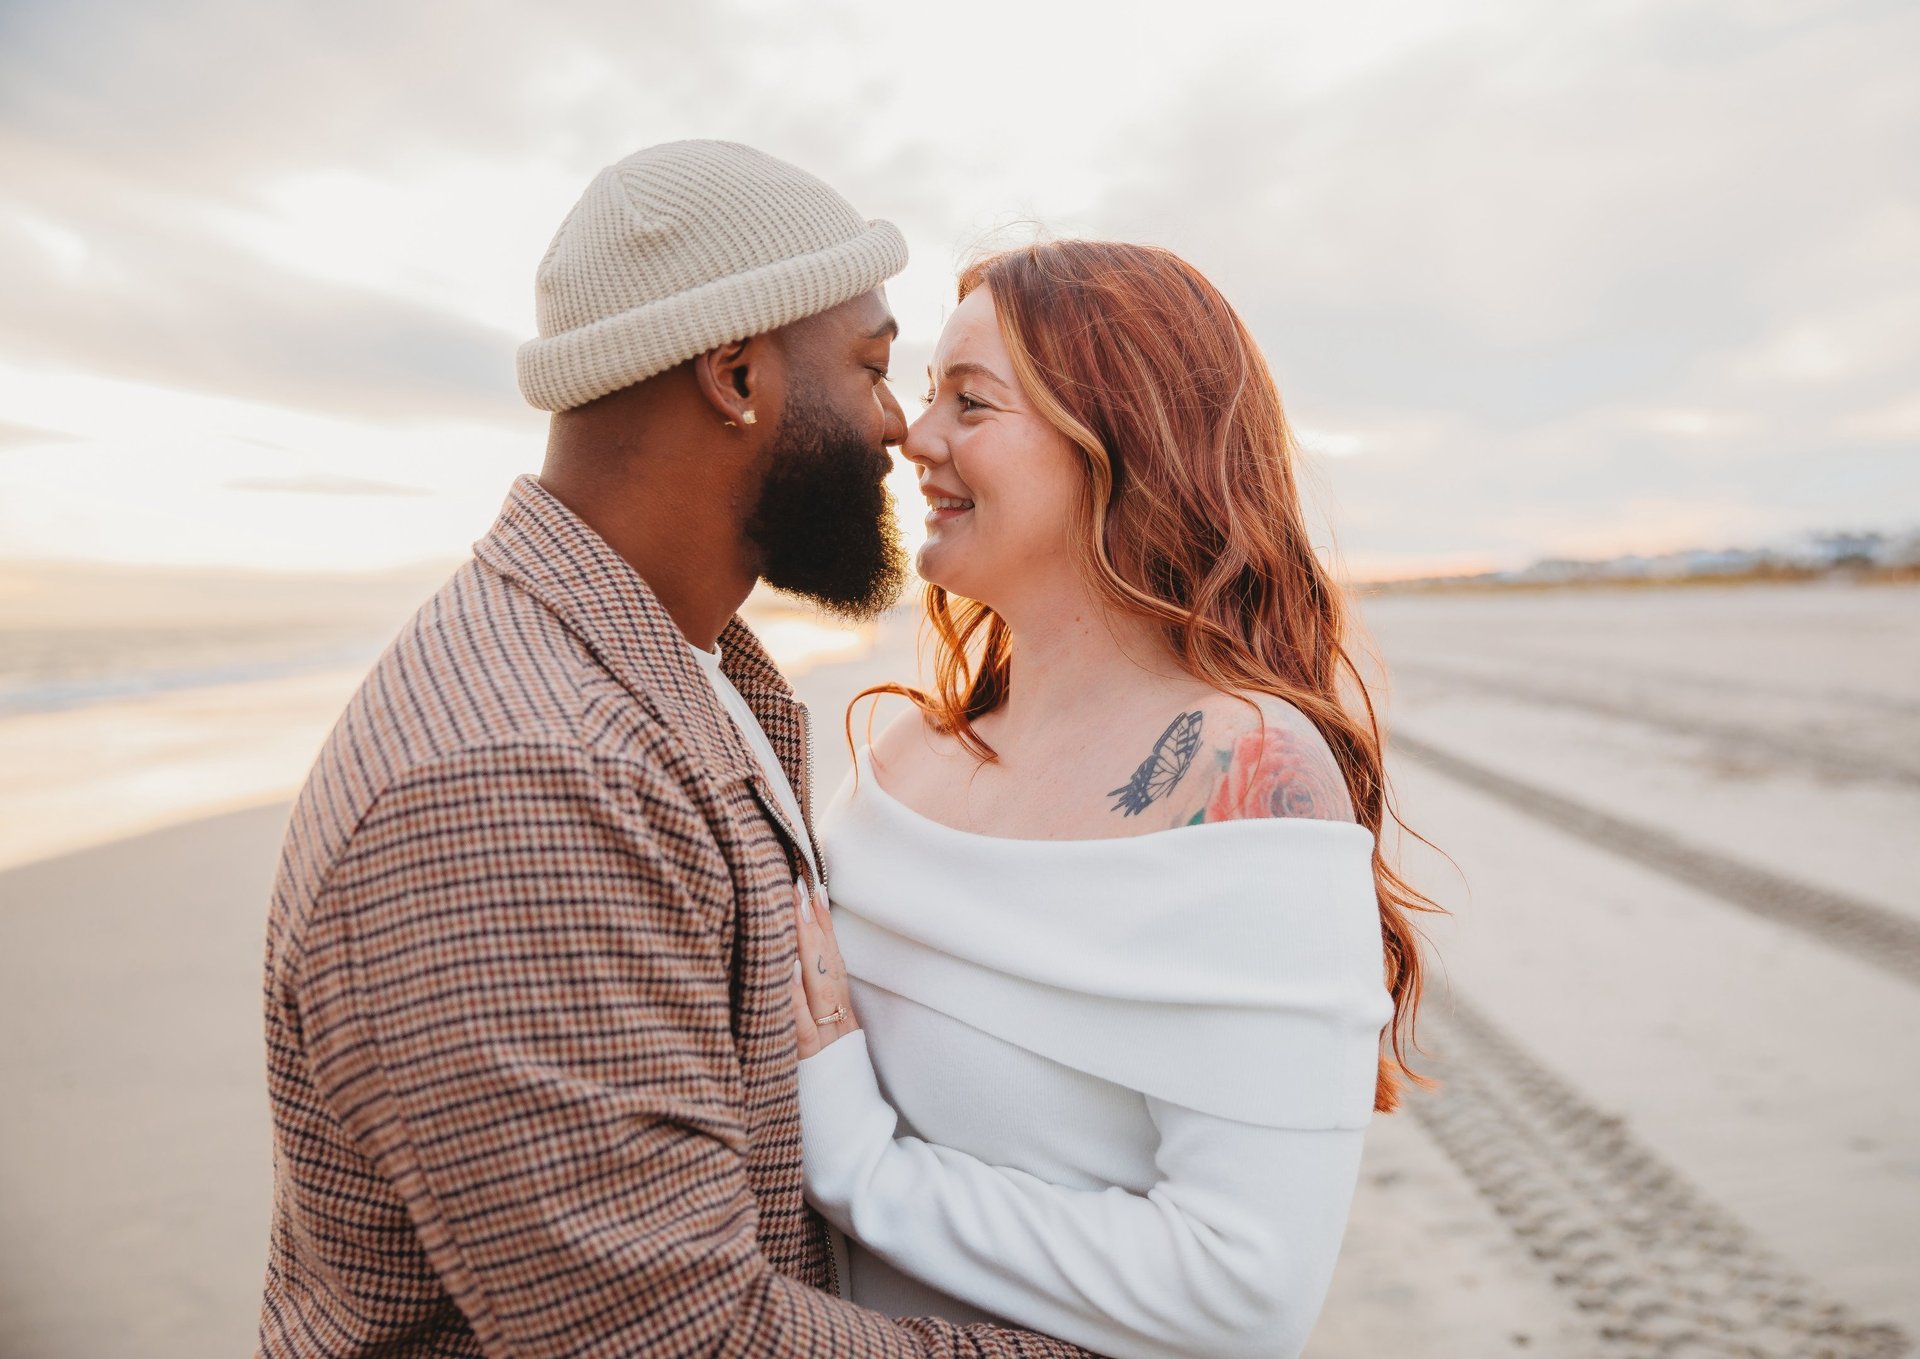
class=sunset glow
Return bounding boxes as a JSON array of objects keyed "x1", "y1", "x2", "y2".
[{"x1": 1, "y1": 0, "x2": 1914, "y2": 581}]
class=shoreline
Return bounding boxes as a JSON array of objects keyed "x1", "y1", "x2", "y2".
[
  {"x1": 0, "y1": 601, "x2": 897, "y2": 875},
  {"x1": 1361, "y1": 562, "x2": 1920, "y2": 595}
]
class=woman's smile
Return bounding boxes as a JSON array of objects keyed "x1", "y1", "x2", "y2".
[{"x1": 921, "y1": 486, "x2": 975, "y2": 526}]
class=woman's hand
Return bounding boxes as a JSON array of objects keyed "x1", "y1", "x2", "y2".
[{"x1": 789, "y1": 874, "x2": 859, "y2": 1059}]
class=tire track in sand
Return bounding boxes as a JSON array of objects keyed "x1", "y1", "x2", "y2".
[
  {"x1": 1392, "y1": 659, "x2": 1920, "y2": 789},
  {"x1": 1409, "y1": 992, "x2": 1912, "y2": 1358},
  {"x1": 1394, "y1": 732, "x2": 1920, "y2": 990}
]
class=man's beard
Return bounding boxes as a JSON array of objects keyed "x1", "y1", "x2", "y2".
[{"x1": 745, "y1": 382, "x2": 909, "y2": 621}]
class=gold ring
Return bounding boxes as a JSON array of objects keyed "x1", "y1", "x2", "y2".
[{"x1": 812, "y1": 1006, "x2": 848, "y2": 1026}]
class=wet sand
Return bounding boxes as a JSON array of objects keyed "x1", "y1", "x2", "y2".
[
  {"x1": 1312, "y1": 580, "x2": 1920, "y2": 1358},
  {"x1": 1, "y1": 580, "x2": 1914, "y2": 1357}
]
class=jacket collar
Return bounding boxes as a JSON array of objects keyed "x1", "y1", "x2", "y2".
[{"x1": 473, "y1": 474, "x2": 809, "y2": 799}]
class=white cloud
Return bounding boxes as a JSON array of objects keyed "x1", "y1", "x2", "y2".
[
  {"x1": 0, "y1": 360, "x2": 539, "y2": 570},
  {"x1": 0, "y1": 0, "x2": 1913, "y2": 574},
  {"x1": 1839, "y1": 396, "x2": 1920, "y2": 441},
  {"x1": 0, "y1": 176, "x2": 525, "y2": 422},
  {"x1": 1631, "y1": 409, "x2": 1753, "y2": 440},
  {"x1": 1296, "y1": 427, "x2": 1373, "y2": 459}
]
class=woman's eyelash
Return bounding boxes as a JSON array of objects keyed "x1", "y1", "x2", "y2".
[{"x1": 924, "y1": 387, "x2": 986, "y2": 412}]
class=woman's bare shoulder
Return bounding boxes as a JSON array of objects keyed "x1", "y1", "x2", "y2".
[
  {"x1": 863, "y1": 696, "x2": 948, "y2": 781},
  {"x1": 1173, "y1": 690, "x2": 1357, "y2": 826}
]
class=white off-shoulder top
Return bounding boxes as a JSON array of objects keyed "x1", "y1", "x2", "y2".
[{"x1": 796, "y1": 746, "x2": 1395, "y2": 1359}]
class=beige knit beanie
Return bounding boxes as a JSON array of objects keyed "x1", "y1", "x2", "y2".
[{"x1": 516, "y1": 140, "x2": 909, "y2": 412}]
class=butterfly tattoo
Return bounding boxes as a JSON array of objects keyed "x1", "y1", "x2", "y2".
[{"x1": 1108, "y1": 711, "x2": 1205, "y2": 816}]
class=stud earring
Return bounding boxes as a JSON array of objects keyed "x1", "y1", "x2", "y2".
[{"x1": 740, "y1": 409, "x2": 757, "y2": 426}]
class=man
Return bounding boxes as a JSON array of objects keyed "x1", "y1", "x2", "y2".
[{"x1": 255, "y1": 140, "x2": 1098, "y2": 1357}]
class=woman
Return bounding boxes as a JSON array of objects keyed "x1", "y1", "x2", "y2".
[{"x1": 786, "y1": 239, "x2": 1439, "y2": 1359}]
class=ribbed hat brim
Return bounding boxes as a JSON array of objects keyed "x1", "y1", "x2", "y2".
[{"x1": 516, "y1": 218, "x2": 909, "y2": 412}]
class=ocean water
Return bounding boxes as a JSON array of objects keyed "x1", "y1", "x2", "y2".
[
  {"x1": 0, "y1": 582, "x2": 870, "y2": 716},
  {"x1": 0, "y1": 631, "x2": 391, "y2": 716},
  {"x1": 0, "y1": 575, "x2": 877, "y2": 870}
]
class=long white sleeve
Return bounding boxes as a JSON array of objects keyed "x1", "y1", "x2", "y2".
[{"x1": 798, "y1": 1031, "x2": 1367, "y2": 1359}]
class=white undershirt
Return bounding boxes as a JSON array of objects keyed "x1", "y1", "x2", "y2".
[
  {"x1": 689, "y1": 639, "x2": 855, "y2": 1297},
  {"x1": 686, "y1": 641, "x2": 819, "y2": 889}
]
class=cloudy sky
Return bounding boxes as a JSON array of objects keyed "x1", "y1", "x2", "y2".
[{"x1": 1, "y1": 0, "x2": 1914, "y2": 579}]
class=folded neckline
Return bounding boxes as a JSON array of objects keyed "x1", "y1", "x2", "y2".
[{"x1": 849, "y1": 742, "x2": 1376, "y2": 849}]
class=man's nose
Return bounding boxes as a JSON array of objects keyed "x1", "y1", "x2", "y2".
[{"x1": 879, "y1": 382, "x2": 908, "y2": 448}]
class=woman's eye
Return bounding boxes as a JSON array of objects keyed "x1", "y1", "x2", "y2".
[{"x1": 920, "y1": 387, "x2": 986, "y2": 413}]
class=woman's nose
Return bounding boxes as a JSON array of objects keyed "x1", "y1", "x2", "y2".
[{"x1": 901, "y1": 407, "x2": 943, "y2": 469}]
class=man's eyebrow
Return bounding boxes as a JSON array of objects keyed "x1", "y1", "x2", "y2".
[{"x1": 867, "y1": 316, "x2": 899, "y2": 341}]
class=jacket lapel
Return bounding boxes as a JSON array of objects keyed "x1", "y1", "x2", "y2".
[
  {"x1": 717, "y1": 614, "x2": 826, "y2": 879},
  {"x1": 473, "y1": 475, "x2": 755, "y2": 780},
  {"x1": 474, "y1": 475, "x2": 821, "y2": 876}
]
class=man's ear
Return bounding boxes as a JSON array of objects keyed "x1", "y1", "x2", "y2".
[{"x1": 693, "y1": 337, "x2": 765, "y2": 427}]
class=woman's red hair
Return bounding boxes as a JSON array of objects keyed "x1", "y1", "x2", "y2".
[{"x1": 853, "y1": 239, "x2": 1444, "y2": 1112}]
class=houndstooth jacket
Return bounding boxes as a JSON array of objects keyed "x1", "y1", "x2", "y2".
[{"x1": 255, "y1": 473, "x2": 1098, "y2": 1358}]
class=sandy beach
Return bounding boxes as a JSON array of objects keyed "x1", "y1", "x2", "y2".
[{"x1": 1, "y1": 577, "x2": 1915, "y2": 1357}]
